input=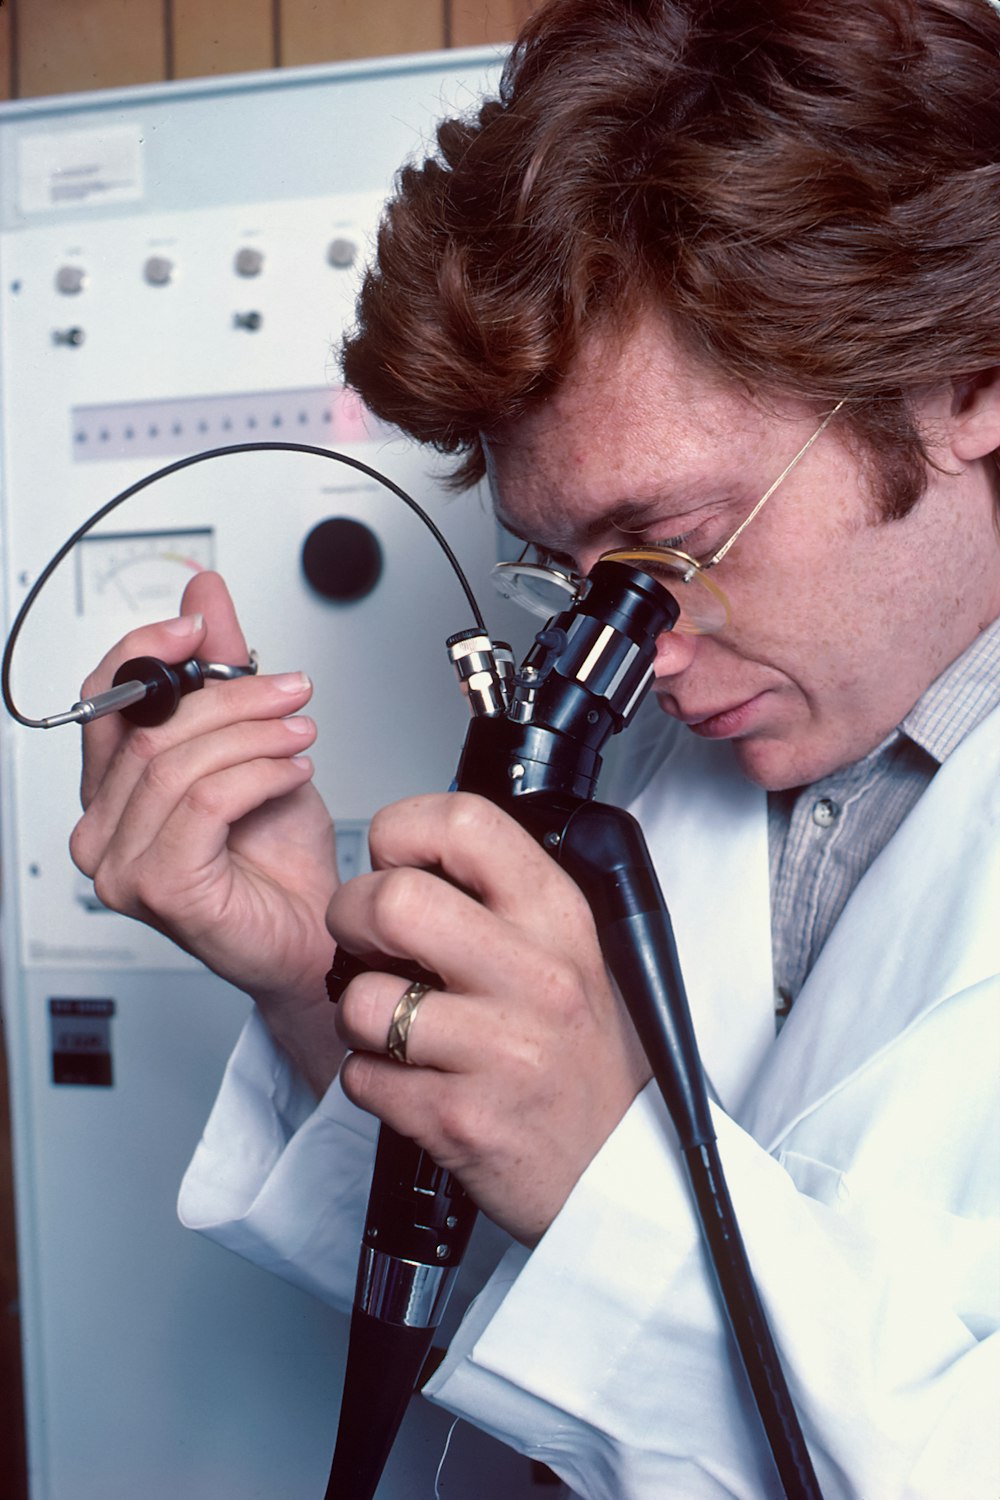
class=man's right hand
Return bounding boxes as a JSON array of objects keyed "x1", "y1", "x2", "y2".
[{"x1": 70, "y1": 570, "x2": 345, "y2": 1096}]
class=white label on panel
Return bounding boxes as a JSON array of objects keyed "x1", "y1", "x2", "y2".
[{"x1": 18, "y1": 126, "x2": 145, "y2": 214}]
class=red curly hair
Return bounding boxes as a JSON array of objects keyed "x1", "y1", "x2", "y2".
[{"x1": 341, "y1": 0, "x2": 1000, "y2": 515}]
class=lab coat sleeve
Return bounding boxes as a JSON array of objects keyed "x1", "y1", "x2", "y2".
[
  {"x1": 178, "y1": 1006, "x2": 377, "y2": 1309},
  {"x1": 178, "y1": 1007, "x2": 513, "y2": 1326},
  {"x1": 426, "y1": 1078, "x2": 1000, "y2": 1500}
]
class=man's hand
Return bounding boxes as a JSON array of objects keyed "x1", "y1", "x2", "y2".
[
  {"x1": 329, "y1": 791, "x2": 651, "y2": 1245},
  {"x1": 70, "y1": 571, "x2": 344, "y2": 1095}
]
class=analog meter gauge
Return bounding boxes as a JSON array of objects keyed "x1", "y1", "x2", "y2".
[{"x1": 75, "y1": 528, "x2": 215, "y2": 615}]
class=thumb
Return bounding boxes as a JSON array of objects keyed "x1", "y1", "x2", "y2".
[{"x1": 178, "y1": 571, "x2": 250, "y2": 665}]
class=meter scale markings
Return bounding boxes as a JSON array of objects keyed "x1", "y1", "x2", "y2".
[{"x1": 76, "y1": 528, "x2": 215, "y2": 615}]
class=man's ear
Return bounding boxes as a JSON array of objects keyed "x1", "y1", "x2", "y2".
[{"x1": 949, "y1": 368, "x2": 1000, "y2": 461}]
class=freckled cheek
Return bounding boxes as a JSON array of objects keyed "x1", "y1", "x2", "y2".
[
  {"x1": 698, "y1": 602, "x2": 820, "y2": 699},
  {"x1": 726, "y1": 544, "x2": 841, "y2": 649}
]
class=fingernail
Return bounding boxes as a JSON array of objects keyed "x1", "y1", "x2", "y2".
[
  {"x1": 274, "y1": 672, "x2": 311, "y2": 694},
  {"x1": 291, "y1": 755, "x2": 314, "y2": 772},
  {"x1": 163, "y1": 613, "x2": 204, "y2": 636},
  {"x1": 285, "y1": 715, "x2": 315, "y2": 736}
]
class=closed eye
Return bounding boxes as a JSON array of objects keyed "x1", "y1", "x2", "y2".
[{"x1": 535, "y1": 545, "x2": 579, "y2": 572}]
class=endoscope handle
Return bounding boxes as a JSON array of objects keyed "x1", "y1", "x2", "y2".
[
  {"x1": 323, "y1": 948, "x2": 478, "y2": 1500},
  {"x1": 325, "y1": 949, "x2": 477, "y2": 1275}
]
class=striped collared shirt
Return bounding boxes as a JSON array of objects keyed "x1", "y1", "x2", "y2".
[{"x1": 768, "y1": 615, "x2": 1000, "y2": 1025}]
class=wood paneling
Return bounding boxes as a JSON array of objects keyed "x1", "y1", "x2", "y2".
[
  {"x1": 3, "y1": 0, "x2": 539, "y2": 101},
  {"x1": 450, "y1": 0, "x2": 537, "y2": 49},
  {"x1": 279, "y1": 0, "x2": 445, "y2": 67},
  {"x1": 16, "y1": 0, "x2": 166, "y2": 99},
  {"x1": 0, "y1": 2, "x2": 13, "y2": 100},
  {"x1": 171, "y1": 0, "x2": 275, "y2": 79}
]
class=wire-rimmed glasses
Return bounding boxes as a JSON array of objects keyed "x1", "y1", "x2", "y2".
[{"x1": 492, "y1": 400, "x2": 845, "y2": 634}]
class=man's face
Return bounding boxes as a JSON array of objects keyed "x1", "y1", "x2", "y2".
[{"x1": 485, "y1": 317, "x2": 1000, "y2": 790}]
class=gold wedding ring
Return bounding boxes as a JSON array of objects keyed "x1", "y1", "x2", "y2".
[{"x1": 387, "y1": 981, "x2": 432, "y2": 1065}]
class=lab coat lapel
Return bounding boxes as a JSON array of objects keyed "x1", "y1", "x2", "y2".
[
  {"x1": 629, "y1": 729, "x2": 776, "y2": 1116},
  {"x1": 739, "y1": 702, "x2": 1000, "y2": 1153}
]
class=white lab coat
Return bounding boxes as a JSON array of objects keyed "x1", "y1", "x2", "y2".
[{"x1": 179, "y1": 700, "x2": 1000, "y2": 1499}]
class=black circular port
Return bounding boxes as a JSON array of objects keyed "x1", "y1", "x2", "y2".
[{"x1": 301, "y1": 517, "x2": 383, "y2": 603}]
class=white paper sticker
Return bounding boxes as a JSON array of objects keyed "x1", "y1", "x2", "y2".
[{"x1": 18, "y1": 125, "x2": 145, "y2": 214}]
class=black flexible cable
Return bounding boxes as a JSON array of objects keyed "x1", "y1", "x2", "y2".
[
  {"x1": 567, "y1": 808, "x2": 823, "y2": 1500},
  {"x1": 1, "y1": 440, "x2": 486, "y2": 728},
  {"x1": 684, "y1": 1141, "x2": 821, "y2": 1499}
]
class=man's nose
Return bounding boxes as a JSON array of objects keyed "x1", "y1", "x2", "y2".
[{"x1": 652, "y1": 624, "x2": 699, "y2": 679}]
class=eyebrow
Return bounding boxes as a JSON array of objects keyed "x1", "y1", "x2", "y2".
[{"x1": 495, "y1": 488, "x2": 725, "y2": 553}]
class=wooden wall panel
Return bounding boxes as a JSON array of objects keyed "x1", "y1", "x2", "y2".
[
  {"x1": 4, "y1": 0, "x2": 541, "y2": 101},
  {"x1": 171, "y1": 0, "x2": 275, "y2": 78},
  {"x1": 16, "y1": 0, "x2": 166, "y2": 98},
  {"x1": 0, "y1": 1, "x2": 13, "y2": 100},
  {"x1": 280, "y1": 0, "x2": 445, "y2": 67},
  {"x1": 450, "y1": 0, "x2": 537, "y2": 49}
]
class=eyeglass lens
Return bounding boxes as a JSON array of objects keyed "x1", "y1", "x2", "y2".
[{"x1": 491, "y1": 548, "x2": 730, "y2": 635}]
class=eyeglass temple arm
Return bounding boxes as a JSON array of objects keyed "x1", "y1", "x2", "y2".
[{"x1": 706, "y1": 400, "x2": 846, "y2": 569}]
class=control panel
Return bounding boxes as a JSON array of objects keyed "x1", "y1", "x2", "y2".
[
  {"x1": 0, "y1": 52, "x2": 541, "y2": 1500},
  {"x1": 1, "y1": 179, "x2": 524, "y2": 969}
]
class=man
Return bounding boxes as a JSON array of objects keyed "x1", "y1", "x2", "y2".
[{"x1": 72, "y1": 0, "x2": 1000, "y2": 1493}]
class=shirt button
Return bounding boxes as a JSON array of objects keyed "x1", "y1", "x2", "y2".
[{"x1": 812, "y1": 797, "x2": 840, "y2": 828}]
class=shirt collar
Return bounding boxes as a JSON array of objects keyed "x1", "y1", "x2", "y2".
[{"x1": 900, "y1": 614, "x2": 1000, "y2": 766}]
